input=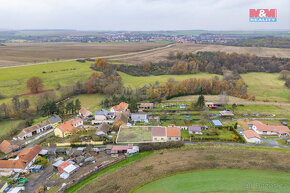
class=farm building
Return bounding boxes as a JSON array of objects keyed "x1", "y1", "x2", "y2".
[
  {"x1": 0, "y1": 140, "x2": 22, "y2": 154},
  {"x1": 48, "y1": 115, "x2": 62, "y2": 128},
  {"x1": 249, "y1": 120, "x2": 289, "y2": 137},
  {"x1": 17, "y1": 120, "x2": 51, "y2": 140},
  {"x1": 0, "y1": 145, "x2": 42, "y2": 175},
  {"x1": 110, "y1": 102, "x2": 129, "y2": 112},
  {"x1": 242, "y1": 130, "x2": 261, "y2": 144}
]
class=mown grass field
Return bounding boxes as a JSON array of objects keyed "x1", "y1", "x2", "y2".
[
  {"x1": 0, "y1": 60, "x2": 93, "y2": 98},
  {"x1": 119, "y1": 71, "x2": 221, "y2": 88},
  {"x1": 0, "y1": 119, "x2": 22, "y2": 137},
  {"x1": 241, "y1": 72, "x2": 289, "y2": 102},
  {"x1": 67, "y1": 94, "x2": 105, "y2": 111},
  {"x1": 134, "y1": 169, "x2": 290, "y2": 193}
]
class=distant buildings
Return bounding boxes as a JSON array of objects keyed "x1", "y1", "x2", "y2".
[{"x1": 131, "y1": 113, "x2": 149, "y2": 123}]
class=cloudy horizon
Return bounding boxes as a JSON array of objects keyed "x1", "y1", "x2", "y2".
[{"x1": 1, "y1": 0, "x2": 289, "y2": 31}]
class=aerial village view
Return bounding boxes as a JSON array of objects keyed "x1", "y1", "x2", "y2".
[{"x1": 0, "y1": 0, "x2": 289, "y2": 193}]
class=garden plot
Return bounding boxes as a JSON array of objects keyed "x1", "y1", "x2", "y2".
[{"x1": 117, "y1": 126, "x2": 152, "y2": 143}]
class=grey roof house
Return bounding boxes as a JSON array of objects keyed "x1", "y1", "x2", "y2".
[
  {"x1": 188, "y1": 126, "x2": 203, "y2": 135},
  {"x1": 131, "y1": 113, "x2": 149, "y2": 123},
  {"x1": 48, "y1": 115, "x2": 62, "y2": 126}
]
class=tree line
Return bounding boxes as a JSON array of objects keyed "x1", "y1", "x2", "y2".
[{"x1": 114, "y1": 51, "x2": 289, "y2": 76}]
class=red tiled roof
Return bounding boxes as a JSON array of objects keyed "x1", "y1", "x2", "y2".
[
  {"x1": 250, "y1": 120, "x2": 289, "y2": 134},
  {"x1": 57, "y1": 161, "x2": 71, "y2": 173},
  {"x1": 166, "y1": 127, "x2": 181, "y2": 137},
  {"x1": 57, "y1": 122, "x2": 75, "y2": 133},
  {"x1": 0, "y1": 140, "x2": 19, "y2": 154},
  {"x1": 0, "y1": 145, "x2": 42, "y2": 169},
  {"x1": 112, "y1": 102, "x2": 128, "y2": 112},
  {"x1": 79, "y1": 107, "x2": 92, "y2": 117},
  {"x1": 244, "y1": 130, "x2": 261, "y2": 139},
  {"x1": 70, "y1": 117, "x2": 83, "y2": 125}
]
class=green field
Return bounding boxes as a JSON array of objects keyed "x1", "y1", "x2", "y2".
[
  {"x1": 134, "y1": 169, "x2": 290, "y2": 193},
  {"x1": 241, "y1": 72, "x2": 289, "y2": 102},
  {"x1": 0, "y1": 60, "x2": 93, "y2": 98},
  {"x1": 0, "y1": 119, "x2": 22, "y2": 137},
  {"x1": 68, "y1": 93, "x2": 105, "y2": 111},
  {"x1": 119, "y1": 72, "x2": 221, "y2": 89}
]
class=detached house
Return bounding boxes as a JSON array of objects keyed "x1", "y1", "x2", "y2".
[
  {"x1": 79, "y1": 107, "x2": 93, "y2": 118},
  {"x1": 243, "y1": 130, "x2": 261, "y2": 144},
  {"x1": 166, "y1": 127, "x2": 181, "y2": 141},
  {"x1": 54, "y1": 118, "x2": 83, "y2": 138},
  {"x1": 152, "y1": 127, "x2": 167, "y2": 142},
  {"x1": 17, "y1": 120, "x2": 51, "y2": 140},
  {"x1": 249, "y1": 120, "x2": 289, "y2": 137},
  {"x1": 0, "y1": 145, "x2": 42, "y2": 175},
  {"x1": 188, "y1": 126, "x2": 203, "y2": 135},
  {"x1": 110, "y1": 102, "x2": 129, "y2": 112}
]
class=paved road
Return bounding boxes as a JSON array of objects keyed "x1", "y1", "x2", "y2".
[{"x1": 184, "y1": 141, "x2": 290, "y2": 149}]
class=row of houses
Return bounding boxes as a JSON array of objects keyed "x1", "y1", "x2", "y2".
[{"x1": 16, "y1": 115, "x2": 62, "y2": 140}]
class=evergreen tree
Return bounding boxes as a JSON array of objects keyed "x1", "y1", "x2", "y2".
[
  {"x1": 195, "y1": 94, "x2": 205, "y2": 109},
  {"x1": 75, "y1": 99, "x2": 81, "y2": 111}
]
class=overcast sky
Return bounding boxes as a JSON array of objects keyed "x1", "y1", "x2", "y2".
[{"x1": 0, "y1": 0, "x2": 289, "y2": 31}]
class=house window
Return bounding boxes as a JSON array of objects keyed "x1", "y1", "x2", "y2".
[
  {"x1": 168, "y1": 137, "x2": 171, "y2": 140},
  {"x1": 161, "y1": 138, "x2": 164, "y2": 140},
  {"x1": 176, "y1": 137, "x2": 179, "y2": 140},
  {"x1": 154, "y1": 138, "x2": 157, "y2": 140}
]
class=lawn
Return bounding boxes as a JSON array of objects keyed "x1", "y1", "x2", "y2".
[
  {"x1": 241, "y1": 72, "x2": 289, "y2": 102},
  {"x1": 0, "y1": 119, "x2": 22, "y2": 138},
  {"x1": 134, "y1": 169, "x2": 290, "y2": 193},
  {"x1": 67, "y1": 93, "x2": 105, "y2": 111},
  {"x1": 117, "y1": 126, "x2": 152, "y2": 143},
  {"x1": 119, "y1": 71, "x2": 221, "y2": 89},
  {"x1": 181, "y1": 130, "x2": 190, "y2": 139}
]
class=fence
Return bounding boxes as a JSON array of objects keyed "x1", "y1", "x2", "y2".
[
  {"x1": 57, "y1": 155, "x2": 126, "y2": 193},
  {"x1": 55, "y1": 141, "x2": 103, "y2": 147}
]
